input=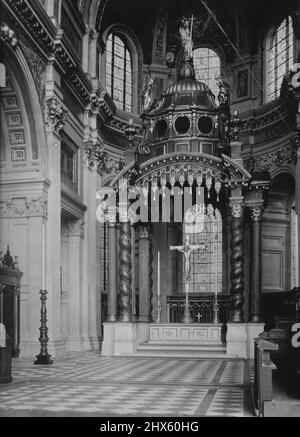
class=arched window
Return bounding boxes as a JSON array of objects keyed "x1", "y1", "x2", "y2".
[
  {"x1": 266, "y1": 16, "x2": 294, "y2": 102},
  {"x1": 193, "y1": 47, "x2": 221, "y2": 98},
  {"x1": 106, "y1": 33, "x2": 133, "y2": 112}
]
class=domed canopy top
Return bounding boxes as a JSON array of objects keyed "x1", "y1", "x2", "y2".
[{"x1": 150, "y1": 59, "x2": 217, "y2": 115}]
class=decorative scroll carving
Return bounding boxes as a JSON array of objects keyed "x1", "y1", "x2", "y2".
[
  {"x1": 230, "y1": 198, "x2": 244, "y2": 322},
  {"x1": 119, "y1": 222, "x2": 132, "y2": 323},
  {"x1": 45, "y1": 98, "x2": 68, "y2": 133}
]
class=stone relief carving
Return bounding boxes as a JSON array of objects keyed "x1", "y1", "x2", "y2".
[{"x1": 0, "y1": 194, "x2": 48, "y2": 219}]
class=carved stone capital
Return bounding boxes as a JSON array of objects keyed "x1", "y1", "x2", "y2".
[
  {"x1": 249, "y1": 205, "x2": 264, "y2": 223},
  {"x1": 139, "y1": 225, "x2": 151, "y2": 240},
  {"x1": 229, "y1": 197, "x2": 244, "y2": 219},
  {"x1": 45, "y1": 98, "x2": 68, "y2": 133},
  {"x1": 84, "y1": 141, "x2": 124, "y2": 175}
]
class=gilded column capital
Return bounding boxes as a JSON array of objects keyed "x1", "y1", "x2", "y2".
[
  {"x1": 139, "y1": 225, "x2": 151, "y2": 240},
  {"x1": 229, "y1": 197, "x2": 244, "y2": 219},
  {"x1": 249, "y1": 204, "x2": 264, "y2": 223}
]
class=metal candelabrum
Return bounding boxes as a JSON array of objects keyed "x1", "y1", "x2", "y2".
[{"x1": 34, "y1": 290, "x2": 53, "y2": 365}]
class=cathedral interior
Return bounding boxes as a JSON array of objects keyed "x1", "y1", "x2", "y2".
[{"x1": 0, "y1": 0, "x2": 300, "y2": 418}]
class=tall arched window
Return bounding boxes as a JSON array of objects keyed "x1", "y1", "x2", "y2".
[
  {"x1": 266, "y1": 16, "x2": 294, "y2": 102},
  {"x1": 106, "y1": 33, "x2": 133, "y2": 112},
  {"x1": 193, "y1": 48, "x2": 221, "y2": 97}
]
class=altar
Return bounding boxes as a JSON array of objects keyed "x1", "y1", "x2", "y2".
[{"x1": 149, "y1": 323, "x2": 223, "y2": 343}]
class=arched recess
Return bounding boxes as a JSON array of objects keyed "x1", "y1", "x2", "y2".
[
  {"x1": 101, "y1": 23, "x2": 144, "y2": 115},
  {"x1": 262, "y1": 172, "x2": 296, "y2": 297},
  {"x1": 0, "y1": 42, "x2": 47, "y2": 180}
]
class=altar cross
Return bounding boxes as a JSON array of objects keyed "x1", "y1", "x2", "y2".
[{"x1": 170, "y1": 234, "x2": 206, "y2": 283}]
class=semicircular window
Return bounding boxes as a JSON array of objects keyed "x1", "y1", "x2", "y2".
[
  {"x1": 155, "y1": 119, "x2": 168, "y2": 139},
  {"x1": 175, "y1": 116, "x2": 191, "y2": 135},
  {"x1": 198, "y1": 116, "x2": 214, "y2": 135}
]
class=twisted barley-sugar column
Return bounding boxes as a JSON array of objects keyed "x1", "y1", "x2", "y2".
[
  {"x1": 230, "y1": 200, "x2": 245, "y2": 323},
  {"x1": 119, "y1": 221, "x2": 133, "y2": 323}
]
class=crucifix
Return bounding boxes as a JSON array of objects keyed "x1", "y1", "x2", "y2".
[
  {"x1": 196, "y1": 312, "x2": 202, "y2": 324},
  {"x1": 170, "y1": 234, "x2": 206, "y2": 324}
]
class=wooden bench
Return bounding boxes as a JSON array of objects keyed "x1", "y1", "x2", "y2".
[{"x1": 254, "y1": 338, "x2": 278, "y2": 417}]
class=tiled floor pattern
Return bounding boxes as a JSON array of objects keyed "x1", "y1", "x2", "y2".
[{"x1": 0, "y1": 353, "x2": 254, "y2": 417}]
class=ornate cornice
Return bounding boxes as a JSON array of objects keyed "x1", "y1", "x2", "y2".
[
  {"x1": 0, "y1": 193, "x2": 48, "y2": 219},
  {"x1": 2, "y1": 1, "x2": 92, "y2": 108},
  {"x1": 253, "y1": 141, "x2": 297, "y2": 173}
]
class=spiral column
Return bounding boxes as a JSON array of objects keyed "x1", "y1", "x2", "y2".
[
  {"x1": 119, "y1": 221, "x2": 133, "y2": 323},
  {"x1": 230, "y1": 197, "x2": 245, "y2": 323}
]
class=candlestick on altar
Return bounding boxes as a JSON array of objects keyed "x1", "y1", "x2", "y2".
[{"x1": 213, "y1": 292, "x2": 220, "y2": 325}]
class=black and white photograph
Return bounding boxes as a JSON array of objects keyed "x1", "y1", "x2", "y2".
[{"x1": 0, "y1": 0, "x2": 300, "y2": 423}]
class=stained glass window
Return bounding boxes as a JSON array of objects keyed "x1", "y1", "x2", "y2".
[
  {"x1": 106, "y1": 33, "x2": 133, "y2": 112},
  {"x1": 267, "y1": 16, "x2": 294, "y2": 102},
  {"x1": 183, "y1": 205, "x2": 223, "y2": 295},
  {"x1": 193, "y1": 48, "x2": 221, "y2": 98}
]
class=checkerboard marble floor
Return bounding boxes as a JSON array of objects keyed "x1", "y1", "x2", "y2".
[{"x1": 0, "y1": 353, "x2": 255, "y2": 417}]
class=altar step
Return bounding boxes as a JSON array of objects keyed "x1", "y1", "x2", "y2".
[{"x1": 133, "y1": 342, "x2": 229, "y2": 359}]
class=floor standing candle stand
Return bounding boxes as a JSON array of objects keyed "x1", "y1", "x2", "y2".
[{"x1": 34, "y1": 290, "x2": 53, "y2": 365}]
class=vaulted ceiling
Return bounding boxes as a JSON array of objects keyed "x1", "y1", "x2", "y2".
[{"x1": 81, "y1": 0, "x2": 299, "y2": 62}]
